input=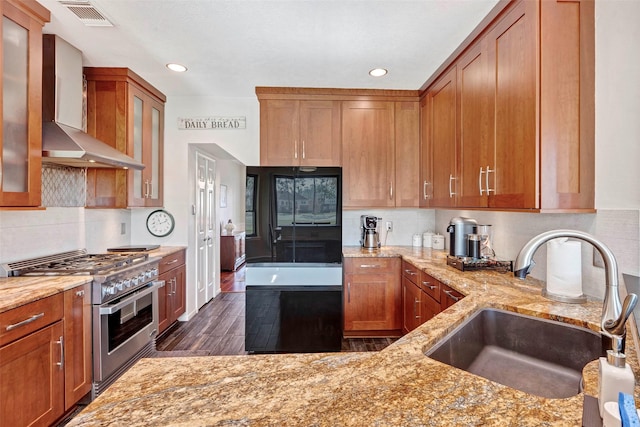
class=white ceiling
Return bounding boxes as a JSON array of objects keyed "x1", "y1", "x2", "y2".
[{"x1": 37, "y1": 0, "x2": 500, "y2": 99}]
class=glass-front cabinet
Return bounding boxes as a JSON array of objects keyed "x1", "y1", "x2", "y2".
[
  {"x1": 0, "y1": 1, "x2": 49, "y2": 207},
  {"x1": 84, "y1": 67, "x2": 166, "y2": 208},
  {"x1": 128, "y1": 85, "x2": 163, "y2": 207}
]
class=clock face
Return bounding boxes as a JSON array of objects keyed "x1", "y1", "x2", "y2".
[{"x1": 146, "y1": 210, "x2": 175, "y2": 237}]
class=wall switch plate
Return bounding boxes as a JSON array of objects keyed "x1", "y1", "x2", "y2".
[{"x1": 386, "y1": 221, "x2": 393, "y2": 231}]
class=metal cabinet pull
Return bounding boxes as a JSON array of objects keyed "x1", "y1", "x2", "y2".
[
  {"x1": 443, "y1": 290, "x2": 460, "y2": 302},
  {"x1": 76, "y1": 290, "x2": 85, "y2": 298},
  {"x1": 347, "y1": 282, "x2": 351, "y2": 303},
  {"x1": 423, "y1": 180, "x2": 428, "y2": 200},
  {"x1": 359, "y1": 264, "x2": 381, "y2": 269},
  {"x1": 449, "y1": 174, "x2": 456, "y2": 197},
  {"x1": 422, "y1": 281, "x2": 436, "y2": 290},
  {"x1": 294, "y1": 140, "x2": 298, "y2": 159},
  {"x1": 479, "y1": 167, "x2": 485, "y2": 195},
  {"x1": 149, "y1": 181, "x2": 154, "y2": 198},
  {"x1": 55, "y1": 336, "x2": 64, "y2": 369},
  {"x1": 389, "y1": 181, "x2": 393, "y2": 200},
  {"x1": 165, "y1": 258, "x2": 179, "y2": 265},
  {"x1": 414, "y1": 297, "x2": 420, "y2": 319},
  {"x1": 302, "y1": 140, "x2": 305, "y2": 159},
  {"x1": 6, "y1": 312, "x2": 44, "y2": 331},
  {"x1": 404, "y1": 269, "x2": 416, "y2": 276},
  {"x1": 486, "y1": 165, "x2": 495, "y2": 194}
]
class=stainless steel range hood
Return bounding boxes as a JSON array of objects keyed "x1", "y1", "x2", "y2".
[{"x1": 42, "y1": 35, "x2": 144, "y2": 170}]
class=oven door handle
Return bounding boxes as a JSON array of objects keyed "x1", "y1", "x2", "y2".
[{"x1": 99, "y1": 281, "x2": 163, "y2": 315}]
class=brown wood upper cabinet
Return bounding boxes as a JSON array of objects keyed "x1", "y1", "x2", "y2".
[
  {"x1": 0, "y1": 0, "x2": 50, "y2": 207},
  {"x1": 342, "y1": 100, "x2": 420, "y2": 208},
  {"x1": 256, "y1": 87, "x2": 419, "y2": 208},
  {"x1": 423, "y1": 0, "x2": 594, "y2": 212},
  {"x1": 258, "y1": 97, "x2": 341, "y2": 167},
  {"x1": 84, "y1": 68, "x2": 166, "y2": 208}
]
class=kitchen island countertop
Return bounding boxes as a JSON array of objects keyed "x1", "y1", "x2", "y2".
[{"x1": 66, "y1": 246, "x2": 639, "y2": 426}]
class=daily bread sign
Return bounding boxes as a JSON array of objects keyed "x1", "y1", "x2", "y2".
[{"x1": 178, "y1": 116, "x2": 246, "y2": 130}]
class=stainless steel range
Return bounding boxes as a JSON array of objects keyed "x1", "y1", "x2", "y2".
[{"x1": 1, "y1": 250, "x2": 162, "y2": 398}]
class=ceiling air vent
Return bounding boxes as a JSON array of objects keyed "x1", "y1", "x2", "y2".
[{"x1": 58, "y1": 0, "x2": 113, "y2": 27}]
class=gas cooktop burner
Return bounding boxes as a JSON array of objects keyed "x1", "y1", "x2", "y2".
[{"x1": 1, "y1": 250, "x2": 149, "y2": 277}]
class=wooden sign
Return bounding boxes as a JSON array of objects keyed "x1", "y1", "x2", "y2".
[{"x1": 178, "y1": 116, "x2": 246, "y2": 130}]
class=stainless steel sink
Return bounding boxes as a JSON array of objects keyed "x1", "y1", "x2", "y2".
[{"x1": 425, "y1": 308, "x2": 605, "y2": 398}]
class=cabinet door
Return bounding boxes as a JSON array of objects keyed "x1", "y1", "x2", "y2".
[
  {"x1": 170, "y1": 265, "x2": 186, "y2": 323},
  {"x1": 64, "y1": 284, "x2": 92, "y2": 409},
  {"x1": 402, "y1": 277, "x2": 422, "y2": 334},
  {"x1": 299, "y1": 100, "x2": 341, "y2": 166},
  {"x1": 0, "y1": 321, "x2": 64, "y2": 427},
  {"x1": 128, "y1": 87, "x2": 164, "y2": 207},
  {"x1": 342, "y1": 101, "x2": 395, "y2": 207},
  {"x1": 343, "y1": 258, "x2": 401, "y2": 333},
  {"x1": 419, "y1": 96, "x2": 432, "y2": 207},
  {"x1": 428, "y1": 67, "x2": 457, "y2": 208},
  {"x1": 486, "y1": 0, "x2": 537, "y2": 209},
  {"x1": 0, "y1": 2, "x2": 45, "y2": 207},
  {"x1": 457, "y1": 40, "x2": 492, "y2": 208},
  {"x1": 260, "y1": 99, "x2": 299, "y2": 165},
  {"x1": 421, "y1": 291, "x2": 440, "y2": 323},
  {"x1": 395, "y1": 101, "x2": 420, "y2": 207},
  {"x1": 157, "y1": 271, "x2": 170, "y2": 334}
]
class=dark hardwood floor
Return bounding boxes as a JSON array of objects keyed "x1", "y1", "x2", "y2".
[{"x1": 155, "y1": 266, "x2": 398, "y2": 356}]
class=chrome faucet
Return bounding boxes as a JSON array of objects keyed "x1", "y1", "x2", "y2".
[{"x1": 513, "y1": 229, "x2": 638, "y2": 353}]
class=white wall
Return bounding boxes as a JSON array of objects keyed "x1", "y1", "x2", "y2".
[{"x1": 595, "y1": 0, "x2": 640, "y2": 209}]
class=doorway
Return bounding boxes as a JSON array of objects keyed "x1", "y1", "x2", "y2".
[{"x1": 195, "y1": 151, "x2": 216, "y2": 309}]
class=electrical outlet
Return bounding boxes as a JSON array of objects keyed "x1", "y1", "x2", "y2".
[
  {"x1": 593, "y1": 248, "x2": 604, "y2": 268},
  {"x1": 386, "y1": 221, "x2": 393, "y2": 232},
  {"x1": 121, "y1": 222, "x2": 126, "y2": 235}
]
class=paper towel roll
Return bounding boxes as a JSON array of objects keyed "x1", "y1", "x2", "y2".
[{"x1": 546, "y1": 238, "x2": 583, "y2": 298}]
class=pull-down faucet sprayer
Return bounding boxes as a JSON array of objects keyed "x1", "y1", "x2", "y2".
[{"x1": 513, "y1": 229, "x2": 638, "y2": 353}]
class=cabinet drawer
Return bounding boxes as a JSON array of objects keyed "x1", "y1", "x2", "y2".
[
  {"x1": 159, "y1": 249, "x2": 186, "y2": 274},
  {"x1": 0, "y1": 293, "x2": 64, "y2": 346},
  {"x1": 420, "y1": 273, "x2": 441, "y2": 303},
  {"x1": 344, "y1": 257, "x2": 398, "y2": 274},
  {"x1": 441, "y1": 283, "x2": 464, "y2": 310},
  {"x1": 401, "y1": 260, "x2": 420, "y2": 283}
]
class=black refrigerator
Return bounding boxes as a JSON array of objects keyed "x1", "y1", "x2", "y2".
[{"x1": 244, "y1": 166, "x2": 343, "y2": 353}]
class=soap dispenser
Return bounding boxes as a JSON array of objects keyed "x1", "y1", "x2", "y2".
[{"x1": 598, "y1": 349, "x2": 636, "y2": 417}]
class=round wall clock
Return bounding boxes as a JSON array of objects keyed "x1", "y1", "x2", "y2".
[{"x1": 146, "y1": 209, "x2": 175, "y2": 237}]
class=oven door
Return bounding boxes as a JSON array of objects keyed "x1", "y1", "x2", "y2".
[{"x1": 93, "y1": 281, "x2": 161, "y2": 382}]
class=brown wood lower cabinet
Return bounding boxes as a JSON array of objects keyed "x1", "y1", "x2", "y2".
[
  {"x1": 343, "y1": 257, "x2": 401, "y2": 337},
  {"x1": 158, "y1": 249, "x2": 187, "y2": 335},
  {"x1": 0, "y1": 294, "x2": 65, "y2": 426},
  {"x1": 63, "y1": 284, "x2": 92, "y2": 410}
]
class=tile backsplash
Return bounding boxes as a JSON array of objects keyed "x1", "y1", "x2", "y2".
[{"x1": 41, "y1": 164, "x2": 86, "y2": 207}]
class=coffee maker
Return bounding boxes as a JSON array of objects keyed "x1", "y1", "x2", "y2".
[
  {"x1": 446, "y1": 217, "x2": 478, "y2": 257},
  {"x1": 360, "y1": 215, "x2": 381, "y2": 249}
]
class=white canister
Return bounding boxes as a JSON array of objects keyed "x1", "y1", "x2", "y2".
[
  {"x1": 412, "y1": 234, "x2": 422, "y2": 247},
  {"x1": 432, "y1": 234, "x2": 445, "y2": 250},
  {"x1": 422, "y1": 232, "x2": 434, "y2": 248}
]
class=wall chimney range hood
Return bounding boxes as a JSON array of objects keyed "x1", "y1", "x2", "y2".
[{"x1": 41, "y1": 35, "x2": 144, "y2": 170}]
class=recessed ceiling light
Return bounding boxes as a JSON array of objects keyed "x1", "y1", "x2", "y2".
[
  {"x1": 166, "y1": 63, "x2": 188, "y2": 73},
  {"x1": 369, "y1": 68, "x2": 388, "y2": 77}
]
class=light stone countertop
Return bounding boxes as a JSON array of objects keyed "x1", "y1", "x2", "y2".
[
  {"x1": 0, "y1": 246, "x2": 186, "y2": 313},
  {"x1": 26, "y1": 246, "x2": 640, "y2": 425}
]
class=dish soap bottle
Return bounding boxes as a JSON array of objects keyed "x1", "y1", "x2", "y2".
[{"x1": 599, "y1": 349, "x2": 636, "y2": 417}]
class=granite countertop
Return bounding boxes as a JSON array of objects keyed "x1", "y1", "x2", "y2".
[
  {"x1": 63, "y1": 247, "x2": 639, "y2": 425},
  {"x1": 0, "y1": 246, "x2": 186, "y2": 313}
]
